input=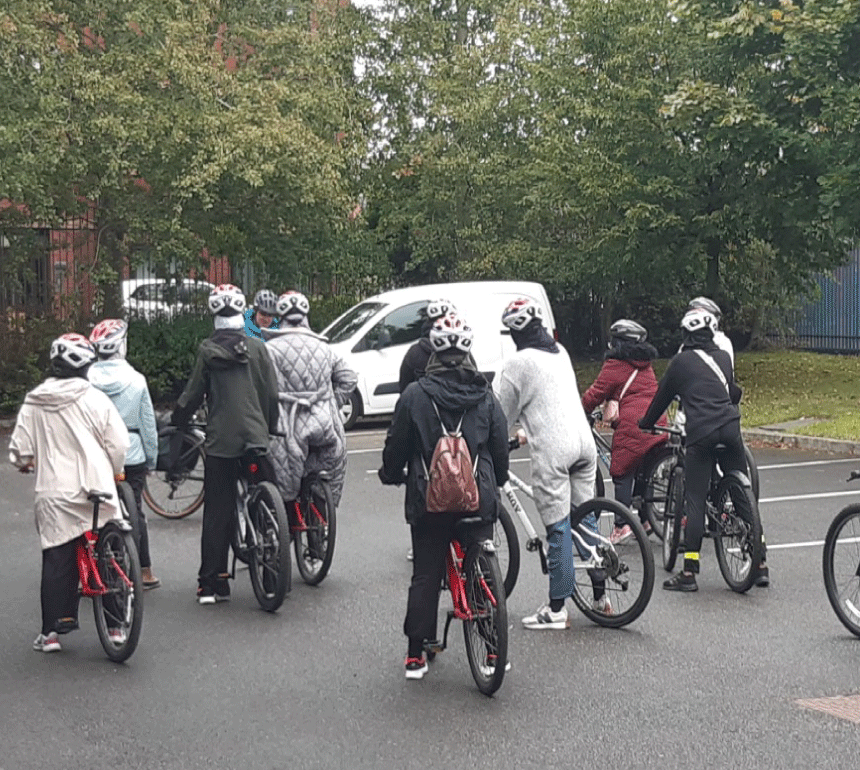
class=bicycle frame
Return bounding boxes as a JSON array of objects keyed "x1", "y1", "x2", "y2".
[
  {"x1": 290, "y1": 473, "x2": 330, "y2": 535},
  {"x1": 78, "y1": 495, "x2": 134, "y2": 598}
]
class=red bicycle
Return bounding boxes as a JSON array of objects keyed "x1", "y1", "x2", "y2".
[
  {"x1": 426, "y1": 517, "x2": 509, "y2": 696},
  {"x1": 80, "y1": 488, "x2": 144, "y2": 662},
  {"x1": 290, "y1": 471, "x2": 337, "y2": 585}
]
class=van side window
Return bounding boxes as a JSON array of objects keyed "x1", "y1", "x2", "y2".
[{"x1": 363, "y1": 301, "x2": 428, "y2": 350}]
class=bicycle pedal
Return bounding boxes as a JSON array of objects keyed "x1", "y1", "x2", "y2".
[{"x1": 425, "y1": 640, "x2": 444, "y2": 654}]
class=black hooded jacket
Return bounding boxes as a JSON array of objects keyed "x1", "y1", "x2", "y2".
[
  {"x1": 381, "y1": 366, "x2": 510, "y2": 525},
  {"x1": 399, "y1": 336, "x2": 434, "y2": 393}
]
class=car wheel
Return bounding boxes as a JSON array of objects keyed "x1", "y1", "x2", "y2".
[{"x1": 340, "y1": 391, "x2": 361, "y2": 430}]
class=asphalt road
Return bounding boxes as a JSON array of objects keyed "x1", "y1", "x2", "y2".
[{"x1": 2, "y1": 427, "x2": 859, "y2": 769}]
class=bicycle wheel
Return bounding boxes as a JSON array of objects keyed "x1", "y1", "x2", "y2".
[
  {"x1": 570, "y1": 499, "x2": 654, "y2": 628},
  {"x1": 462, "y1": 544, "x2": 508, "y2": 696},
  {"x1": 143, "y1": 452, "x2": 205, "y2": 519},
  {"x1": 248, "y1": 481, "x2": 290, "y2": 611},
  {"x1": 823, "y1": 504, "x2": 860, "y2": 638},
  {"x1": 713, "y1": 473, "x2": 763, "y2": 593},
  {"x1": 642, "y1": 446, "x2": 677, "y2": 540},
  {"x1": 116, "y1": 481, "x2": 140, "y2": 553},
  {"x1": 231, "y1": 479, "x2": 251, "y2": 566},
  {"x1": 662, "y1": 466, "x2": 684, "y2": 572},
  {"x1": 493, "y1": 506, "x2": 520, "y2": 599},
  {"x1": 294, "y1": 478, "x2": 337, "y2": 586},
  {"x1": 744, "y1": 443, "x2": 760, "y2": 502},
  {"x1": 92, "y1": 522, "x2": 144, "y2": 663}
]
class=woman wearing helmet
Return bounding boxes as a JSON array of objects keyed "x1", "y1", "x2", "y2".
[
  {"x1": 244, "y1": 288, "x2": 280, "y2": 339},
  {"x1": 89, "y1": 319, "x2": 161, "y2": 589},
  {"x1": 380, "y1": 313, "x2": 509, "y2": 680},
  {"x1": 10, "y1": 333, "x2": 130, "y2": 652},
  {"x1": 639, "y1": 308, "x2": 752, "y2": 592},
  {"x1": 398, "y1": 298, "x2": 467, "y2": 393},
  {"x1": 495, "y1": 297, "x2": 602, "y2": 627},
  {"x1": 581, "y1": 320, "x2": 667, "y2": 542},
  {"x1": 687, "y1": 297, "x2": 733, "y2": 365},
  {"x1": 172, "y1": 284, "x2": 280, "y2": 604},
  {"x1": 265, "y1": 291, "x2": 357, "y2": 518}
]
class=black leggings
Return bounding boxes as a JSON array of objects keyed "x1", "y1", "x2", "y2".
[
  {"x1": 41, "y1": 540, "x2": 81, "y2": 635},
  {"x1": 683, "y1": 420, "x2": 749, "y2": 560}
]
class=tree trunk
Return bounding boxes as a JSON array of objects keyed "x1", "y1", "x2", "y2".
[{"x1": 705, "y1": 238, "x2": 720, "y2": 297}]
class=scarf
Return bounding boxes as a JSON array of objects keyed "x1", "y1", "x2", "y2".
[{"x1": 510, "y1": 319, "x2": 559, "y2": 353}]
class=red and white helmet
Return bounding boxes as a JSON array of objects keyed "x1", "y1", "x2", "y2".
[
  {"x1": 680, "y1": 308, "x2": 717, "y2": 334},
  {"x1": 208, "y1": 284, "x2": 246, "y2": 316},
  {"x1": 90, "y1": 318, "x2": 128, "y2": 357},
  {"x1": 50, "y1": 333, "x2": 97, "y2": 371},
  {"x1": 427, "y1": 298, "x2": 457, "y2": 320},
  {"x1": 429, "y1": 313, "x2": 474, "y2": 354},
  {"x1": 501, "y1": 297, "x2": 544, "y2": 331},
  {"x1": 276, "y1": 291, "x2": 310, "y2": 319}
]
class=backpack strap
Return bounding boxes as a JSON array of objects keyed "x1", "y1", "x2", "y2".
[
  {"x1": 617, "y1": 368, "x2": 638, "y2": 403},
  {"x1": 693, "y1": 349, "x2": 729, "y2": 394}
]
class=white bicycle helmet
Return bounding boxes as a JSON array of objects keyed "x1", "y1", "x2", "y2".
[
  {"x1": 688, "y1": 296, "x2": 722, "y2": 320},
  {"x1": 609, "y1": 319, "x2": 647, "y2": 343},
  {"x1": 429, "y1": 314, "x2": 474, "y2": 354},
  {"x1": 680, "y1": 308, "x2": 717, "y2": 334},
  {"x1": 501, "y1": 297, "x2": 544, "y2": 331},
  {"x1": 90, "y1": 318, "x2": 128, "y2": 358},
  {"x1": 426, "y1": 298, "x2": 457, "y2": 320},
  {"x1": 50, "y1": 333, "x2": 97, "y2": 371},
  {"x1": 208, "y1": 284, "x2": 246, "y2": 316},
  {"x1": 253, "y1": 289, "x2": 279, "y2": 316},
  {"x1": 276, "y1": 290, "x2": 310, "y2": 319}
]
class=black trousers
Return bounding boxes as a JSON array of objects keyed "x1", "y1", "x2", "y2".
[
  {"x1": 124, "y1": 463, "x2": 151, "y2": 569},
  {"x1": 404, "y1": 514, "x2": 492, "y2": 656},
  {"x1": 199, "y1": 454, "x2": 276, "y2": 590},
  {"x1": 684, "y1": 420, "x2": 749, "y2": 557},
  {"x1": 41, "y1": 539, "x2": 81, "y2": 635}
]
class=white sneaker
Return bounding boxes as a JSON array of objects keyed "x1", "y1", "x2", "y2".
[
  {"x1": 522, "y1": 604, "x2": 569, "y2": 630},
  {"x1": 479, "y1": 659, "x2": 513, "y2": 677},
  {"x1": 33, "y1": 632, "x2": 61, "y2": 653},
  {"x1": 108, "y1": 628, "x2": 127, "y2": 644},
  {"x1": 592, "y1": 595, "x2": 613, "y2": 614}
]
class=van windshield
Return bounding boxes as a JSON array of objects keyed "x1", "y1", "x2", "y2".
[{"x1": 325, "y1": 302, "x2": 386, "y2": 344}]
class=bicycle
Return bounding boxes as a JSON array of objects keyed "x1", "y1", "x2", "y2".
[
  {"x1": 229, "y1": 453, "x2": 291, "y2": 611},
  {"x1": 80, "y1": 489, "x2": 145, "y2": 662},
  {"x1": 823, "y1": 471, "x2": 860, "y2": 638},
  {"x1": 501, "y1": 440, "x2": 655, "y2": 628},
  {"x1": 652, "y1": 424, "x2": 763, "y2": 593},
  {"x1": 424, "y1": 517, "x2": 508, "y2": 696},
  {"x1": 144, "y1": 420, "x2": 206, "y2": 519},
  {"x1": 289, "y1": 471, "x2": 337, "y2": 585}
]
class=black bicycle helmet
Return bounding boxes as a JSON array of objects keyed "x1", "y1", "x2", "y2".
[
  {"x1": 253, "y1": 289, "x2": 278, "y2": 316},
  {"x1": 609, "y1": 319, "x2": 647, "y2": 343}
]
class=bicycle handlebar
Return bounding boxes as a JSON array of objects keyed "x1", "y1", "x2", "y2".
[{"x1": 643, "y1": 424, "x2": 683, "y2": 437}]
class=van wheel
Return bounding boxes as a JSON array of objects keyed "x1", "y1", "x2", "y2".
[{"x1": 340, "y1": 391, "x2": 361, "y2": 430}]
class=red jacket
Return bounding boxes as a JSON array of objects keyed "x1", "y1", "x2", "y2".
[{"x1": 582, "y1": 358, "x2": 667, "y2": 477}]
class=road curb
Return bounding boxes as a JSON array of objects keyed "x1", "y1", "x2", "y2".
[{"x1": 743, "y1": 428, "x2": 860, "y2": 456}]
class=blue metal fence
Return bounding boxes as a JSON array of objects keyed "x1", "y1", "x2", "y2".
[{"x1": 786, "y1": 249, "x2": 860, "y2": 353}]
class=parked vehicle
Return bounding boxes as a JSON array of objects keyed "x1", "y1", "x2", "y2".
[
  {"x1": 321, "y1": 281, "x2": 557, "y2": 429},
  {"x1": 123, "y1": 278, "x2": 214, "y2": 321}
]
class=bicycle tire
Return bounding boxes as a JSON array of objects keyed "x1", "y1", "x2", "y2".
[
  {"x1": 294, "y1": 478, "x2": 337, "y2": 586},
  {"x1": 116, "y1": 481, "x2": 140, "y2": 553},
  {"x1": 462, "y1": 544, "x2": 508, "y2": 696},
  {"x1": 823, "y1": 504, "x2": 860, "y2": 638},
  {"x1": 570, "y1": 498, "x2": 654, "y2": 628},
  {"x1": 595, "y1": 470, "x2": 605, "y2": 499},
  {"x1": 493, "y1": 506, "x2": 520, "y2": 599},
  {"x1": 143, "y1": 455, "x2": 205, "y2": 520},
  {"x1": 231, "y1": 478, "x2": 252, "y2": 566},
  {"x1": 248, "y1": 481, "x2": 290, "y2": 611},
  {"x1": 713, "y1": 473, "x2": 762, "y2": 593},
  {"x1": 92, "y1": 522, "x2": 144, "y2": 663},
  {"x1": 662, "y1": 465, "x2": 684, "y2": 572},
  {"x1": 642, "y1": 446, "x2": 677, "y2": 540}
]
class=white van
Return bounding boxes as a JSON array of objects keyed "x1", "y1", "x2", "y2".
[{"x1": 322, "y1": 281, "x2": 557, "y2": 428}]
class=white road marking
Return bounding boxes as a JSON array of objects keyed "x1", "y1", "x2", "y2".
[
  {"x1": 757, "y1": 458, "x2": 859, "y2": 471},
  {"x1": 760, "y1": 490, "x2": 859, "y2": 504}
]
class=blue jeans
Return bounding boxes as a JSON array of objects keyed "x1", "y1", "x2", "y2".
[{"x1": 546, "y1": 518, "x2": 574, "y2": 601}]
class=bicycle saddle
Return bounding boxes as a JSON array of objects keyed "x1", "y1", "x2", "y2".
[{"x1": 87, "y1": 490, "x2": 113, "y2": 503}]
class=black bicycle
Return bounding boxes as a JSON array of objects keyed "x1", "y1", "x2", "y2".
[
  {"x1": 652, "y1": 425, "x2": 763, "y2": 593},
  {"x1": 823, "y1": 471, "x2": 860, "y2": 638}
]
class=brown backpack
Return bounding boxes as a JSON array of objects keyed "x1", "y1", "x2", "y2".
[{"x1": 423, "y1": 401, "x2": 480, "y2": 514}]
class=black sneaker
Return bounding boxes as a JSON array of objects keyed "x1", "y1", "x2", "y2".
[
  {"x1": 215, "y1": 574, "x2": 231, "y2": 602},
  {"x1": 663, "y1": 571, "x2": 698, "y2": 592},
  {"x1": 755, "y1": 564, "x2": 770, "y2": 588}
]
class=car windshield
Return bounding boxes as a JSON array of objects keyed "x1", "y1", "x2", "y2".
[{"x1": 325, "y1": 301, "x2": 386, "y2": 344}]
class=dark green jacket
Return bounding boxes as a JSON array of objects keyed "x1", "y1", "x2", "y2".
[{"x1": 172, "y1": 329, "x2": 279, "y2": 458}]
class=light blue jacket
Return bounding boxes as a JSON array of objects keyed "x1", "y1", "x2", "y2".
[
  {"x1": 89, "y1": 359, "x2": 158, "y2": 469},
  {"x1": 244, "y1": 307, "x2": 280, "y2": 339}
]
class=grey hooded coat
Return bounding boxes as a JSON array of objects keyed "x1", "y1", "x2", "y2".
[{"x1": 264, "y1": 326, "x2": 357, "y2": 506}]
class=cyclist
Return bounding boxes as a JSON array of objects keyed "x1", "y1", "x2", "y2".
[
  {"x1": 639, "y1": 308, "x2": 750, "y2": 592},
  {"x1": 89, "y1": 318, "x2": 161, "y2": 589},
  {"x1": 581, "y1": 319, "x2": 667, "y2": 541},
  {"x1": 244, "y1": 288, "x2": 280, "y2": 339},
  {"x1": 9, "y1": 333, "x2": 129, "y2": 652},
  {"x1": 494, "y1": 297, "x2": 602, "y2": 628},
  {"x1": 171, "y1": 284, "x2": 280, "y2": 605},
  {"x1": 379, "y1": 314, "x2": 509, "y2": 680},
  {"x1": 399, "y1": 298, "x2": 461, "y2": 393},
  {"x1": 265, "y1": 291, "x2": 357, "y2": 515}
]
